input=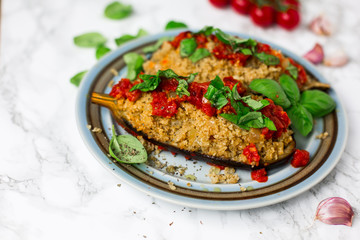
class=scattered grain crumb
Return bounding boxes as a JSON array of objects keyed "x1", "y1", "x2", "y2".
[
  {"x1": 200, "y1": 221, "x2": 203, "y2": 225},
  {"x1": 107, "y1": 79, "x2": 114, "y2": 88},
  {"x1": 133, "y1": 211, "x2": 136, "y2": 214},
  {"x1": 260, "y1": 232, "x2": 263, "y2": 234},
  {"x1": 148, "y1": 156, "x2": 167, "y2": 169},
  {"x1": 148, "y1": 171, "x2": 154, "y2": 175},
  {"x1": 168, "y1": 181, "x2": 176, "y2": 190},
  {"x1": 169, "y1": 222, "x2": 174, "y2": 226},
  {"x1": 240, "y1": 186, "x2": 247, "y2": 192},
  {"x1": 86, "y1": 124, "x2": 92, "y2": 130},
  {"x1": 316, "y1": 131, "x2": 329, "y2": 140},
  {"x1": 143, "y1": 235, "x2": 147, "y2": 238},
  {"x1": 117, "y1": 184, "x2": 121, "y2": 187},
  {"x1": 208, "y1": 167, "x2": 240, "y2": 184},
  {"x1": 187, "y1": 182, "x2": 192, "y2": 187},
  {"x1": 110, "y1": 68, "x2": 118, "y2": 76},
  {"x1": 92, "y1": 127, "x2": 102, "y2": 133}
]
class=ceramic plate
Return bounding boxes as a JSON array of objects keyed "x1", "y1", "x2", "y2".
[{"x1": 76, "y1": 30, "x2": 347, "y2": 210}]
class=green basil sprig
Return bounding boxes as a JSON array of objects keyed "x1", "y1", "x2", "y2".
[
  {"x1": 300, "y1": 90, "x2": 336, "y2": 117},
  {"x1": 109, "y1": 125, "x2": 147, "y2": 164},
  {"x1": 95, "y1": 45, "x2": 111, "y2": 60},
  {"x1": 279, "y1": 74, "x2": 300, "y2": 105},
  {"x1": 180, "y1": 38, "x2": 197, "y2": 57},
  {"x1": 287, "y1": 105, "x2": 313, "y2": 136},
  {"x1": 189, "y1": 48, "x2": 211, "y2": 63},
  {"x1": 130, "y1": 69, "x2": 197, "y2": 97},
  {"x1": 74, "y1": 32, "x2": 107, "y2": 48},
  {"x1": 115, "y1": 29, "x2": 148, "y2": 46},
  {"x1": 104, "y1": 1, "x2": 132, "y2": 20},
  {"x1": 254, "y1": 52, "x2": 280, "y2": 66},
  {"x1": 249, "y1": 79, "x2": 291, "y2": 109},
  {"x1": 165, "y1": 21, "x2": 188, "y2": 30},
  {"x1": 70, "y1": 70, "x2": 87, "y2": 87}
]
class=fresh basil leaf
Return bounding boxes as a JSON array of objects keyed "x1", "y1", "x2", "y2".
[
  {"x1": 115, "y1": 29, "x2": 148, "y2": 46},
  {"x1": 187, "y1": 73, "x2": 198, "y2": 83},
  {"x1": 214, "y1": 29, "x2": 232, "y2": 45},
  {"x1": 213, "y1": 93, "x2": 228, "y2": 109},
  {"x1": 109, "y1": 125, "x2": 147, "y2": 164},
  {"x1": 264, "y1": 117, "x2": 277, "y2": 131},
  {"x1": 176, "y1": 79, "x2": 190, "y2": 97},
  {"x1": 124, "y1": 52, "x2": 144, "y2": 80},
  {"x1": 232, "y1": 83, "x2": 242, "y2": 100},
  {"x1": 287, "y1": 105, "x2": 313, "y2": 136},
  {"x1": 238, "y1": 112, "x2": 262, "y2": 125},
  {"x1": 204, "y1": 85, "x2": 218, "y2": 100},
  {"x1": 220, "y1": 113, "x2": 239, "y2": 125},
  {"x1": 196, "y1": 26, "x2": 215, "y2": 36},
  {"x1": 286, "y1": 62, "x2": 298, "y2": 79},
  {"x1": 242, "y1": 96, "x2": 270, "y2": 111},
  {"x1": 189, "y1": 48, "x2": 211, "y2": 63},
  {"x1": 210, "y1": 75, "x2": 224, "y2": 89},
  {"x1": 254, "y1": 52, "x2": 280, "y2": 65},
  {"x1": 249, "y1": 79, "x2": 291, "y2": 109},
  {"x1": 300, "y1": 90, "x2": 336, "y2": 117},
  {"x1": 130, "y1": 75, "x2": 160, "y2": 92},
  {"x1": 243, "y1": 117, "x2": 265, "y2": 129},
  {"x1": 74, "y1": 32, "x2": 107, "y2": 48},
  {"x1": 104, "y1": 1, "x2": 132, "y2": 20},
  {"x1": 241, "y1": 48, "x2": 252, "y2": 55},
  {"x1": 95, "y1": 45, "x2": 111, "y2": 60},
  {"x1": 180, "y1": 38, "x2": 197, "y2": 57},
  {"x1": 157, "y1": 69, "x2": 180, "y2": 79},
  {"x1": 143, "y1": 36, "x2": 174, "y2": 53},
  {"x1": 165, "y1": 21, "x2": 188, "y2": 30},
  {"x1": 279, "y1": 74, "x2": 300, "y2": 106},
  {"x1": 70, "y1": 70, "x2": 87, "y2": 87}
]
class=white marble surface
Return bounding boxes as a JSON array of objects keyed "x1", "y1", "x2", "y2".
[{"x1": 1, "y1": 0, "x2": 360, "y2": 239}]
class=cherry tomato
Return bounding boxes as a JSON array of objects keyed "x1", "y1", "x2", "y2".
[
  {"x1": 276, "y1": 9, "x2": 300, "y2": 30},
  {"x1": 209, "y1": 0, "x2": 230, "y2": 8},
  {"x1": 250, "y1": 5, "x2": 275, "y2": 27},
  {"x1": 231, "y1": 0, "x2": 252, "y2": 15}
]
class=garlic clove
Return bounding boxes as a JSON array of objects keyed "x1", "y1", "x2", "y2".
[
  {"x1": 324, "y1": 49, "x2": 349, "y2": 67},
  {"x1": 309, "y1": 15, "x2": 333, "y2": 36},
  {"x1": 315, "y1": 197, "x2": 354, "y2": 227},
  {"x1": 303, "y1": 43, "x2": 324, "y2": 64}
]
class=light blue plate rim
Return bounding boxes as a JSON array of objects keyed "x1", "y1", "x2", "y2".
[{"x1": 75, "y1": 29, "x2": 348, "y2": 210}]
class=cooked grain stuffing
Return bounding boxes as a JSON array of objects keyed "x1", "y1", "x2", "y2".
[{"x1": 108, "y1": 28, "x2": 301, "y2": 169}]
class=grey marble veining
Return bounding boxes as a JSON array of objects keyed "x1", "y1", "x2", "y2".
[{"x1": 1, "y1": 0, "x2": 360, "y2": 239}]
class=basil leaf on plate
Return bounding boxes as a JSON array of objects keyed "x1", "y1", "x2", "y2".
[
  {"x1": 279, "y1": 74, "x2": 300, "y2": 106},
  {"x1": 241, "y1": 96, "x2": 270, "y2": 111},
  {"x1": 300, "y1": 90, "x2": 336, "y2": 117},
  {"x1": 264, "y1": 117, "x2": 277, "y2": 131},
  {"x1": 287, "y1": 104, "x2": 313, "y2": 136},
  {"x1": 254, "y1": 52, "x2": 280, "y2": 66},
  {"x1": 180, "y1": 38, "x2": 197, "y2": 57},
  {"x1": 109, "y1": 125, "x2": 147, "y2": 164},
  {"x1": 165, "y1": 21, "x2": 188, "y2": 30},
  {"x1": 104, "y1": 1, "x2": 132, "y2": 20},
  {"x1": 189, "y1": 48, "x2": 211, "y2": 63},
  {"x1": 238, "y1": 112, "x2": 262, "y2": 125},
  {"x1": 95, "y1": 45, "x2": 111, "y2": 60},
  {"x1": 115, "y1": 29, "x2": 148, "y2": 46},
  {"x1": 74, "y1": 32, "x2": 107, "y2": 48},
  {"x1": 286, "y1": 62, "x2": 298, "y2": 79},
  {"x1": 143, "y1": 36, "x2": 174, "y2": 53},
  {"x1": 249, "y1": 79, "x2": 291, "y2": 109},
  {"x1": 124, "y1": 52, "x2": 144, "y2": 80},
  {"x1": 70, "y1": 70, "x2": 87, "y2": 87}
]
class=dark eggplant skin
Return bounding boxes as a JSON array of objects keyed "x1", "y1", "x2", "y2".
[{"x1": 91, "y1": 92, "x2": 296, "y2": 170}]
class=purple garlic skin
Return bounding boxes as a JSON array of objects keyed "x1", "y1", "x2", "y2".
[
  {"x1": 315, "y1": 197, "x2": 354, "y2": 227},
  {"x1": 303, "y1": 43, "x2": 324, "y2": 65}
]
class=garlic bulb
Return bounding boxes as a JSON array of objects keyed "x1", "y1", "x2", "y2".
[
  {"x1": 309, "y1": 15, "x2": 332, "y2": 36},
  {"x1": 315, "y1": 197, "x2": 354, "y2": 227}
]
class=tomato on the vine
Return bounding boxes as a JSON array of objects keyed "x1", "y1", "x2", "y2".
[
  {"x1": 250, "y1": 5, "x2": 275, "y2": 27},
  {"x1": 209, "y1": 0, "x2": 230, "y2": 8},
  {"x1": 231, "y1": 0, "x2": 253, "y2": 15},
  {"x1": 276, "y1": 9, "x2": 300, "y2": 30}
]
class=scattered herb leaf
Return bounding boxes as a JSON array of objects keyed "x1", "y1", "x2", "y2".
[
  {"x1": 165, "y1": 21, "x2": 188, "y2": 30},
  {"x1": 95, "y1": 45, "x2": 111, "y2": 60},
  {"x1": 286, "y1": 62, "x2": 298, "y2": 79},
  {"x1": 74, "y1": 32, "x2": 107, "y2": 48},
  {"x1": 104, "y1": 1, "x2": 132, "y2": 20},
  {"x1": 189, "y1": 48, "x2": 211, "y2": 63},
  {"x1": 70, "y1": 70, "x2": 87, "y2": 87},
  {"x1": 254, "y1": 52, "x2": 280, "y2": 65},
  {"x1": 180, "y1": 38, "x2": 197, "y2": 57},
  {"x1": 109, "y1": 125, "x2": 147, "y2": 164},
  {"x1": 115, "y1": 29, "x2": 148, "y2": 46}
]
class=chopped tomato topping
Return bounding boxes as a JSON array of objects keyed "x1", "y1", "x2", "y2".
[
  {"x1": 158, "y1": 78, "x2": 179, "y2": 92},
  {"x1": 170, "y1": 31, "x2": 192, "y2": 48},
  {"x1": 109, "y1": 78, "x2": 142, "y2": 102},
  {"x1": 223, "y1": 76, "x2": 246, "y2": 95},
  {"x1": 256, "y1": 43, "x2": 272, "y2": 54},
  {"x1": 151, "y1": 91, "x2": 178, "y2": 118},
  {"x1": 194, "y1": 33, "x2": 208, "y2": 48},
  {"x1": 243, "y1": 143, "x2": 261, "y2": 165},
  {"x1": 188, "y1": 82, "x2": 217, "y2": 116},
  {"x1": 291, "y1": 149, "x2": 310, "y2": 168},
  {"x1": 251, "y1": 168, "x2": 268, "y2": 182}
]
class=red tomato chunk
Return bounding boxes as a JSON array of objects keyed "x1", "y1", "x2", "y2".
[
  {"x1": 291, "y1": 149, "x2": 310, "y2": 168},
  {"x1": 251, "y1": 168, "x2": 268, "y2": 182},
  {"x1": 109, "y1": 78, "x2": 142, "y2": 102},
  {"x1": 243, "y1": 143, "x2": 260, "y2": 165}
]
